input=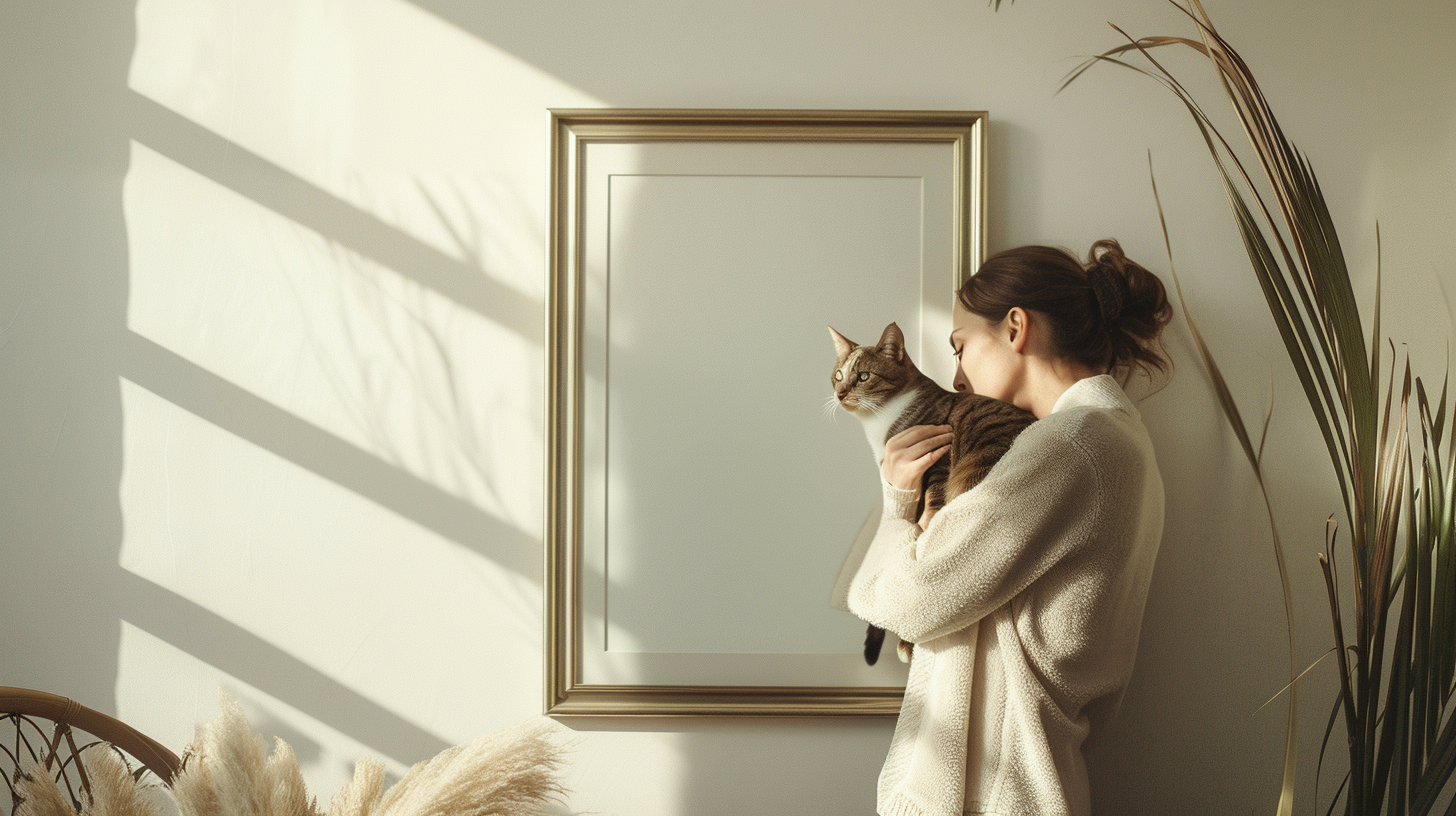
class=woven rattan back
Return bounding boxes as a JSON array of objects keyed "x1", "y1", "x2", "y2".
[{"x1": 1, "y1": 687, "x2": 180, "y2": 814}]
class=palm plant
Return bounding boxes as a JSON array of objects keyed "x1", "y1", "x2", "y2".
[{"x1": 1059, "y1": 2, "x2": 1456, "y2": 813}]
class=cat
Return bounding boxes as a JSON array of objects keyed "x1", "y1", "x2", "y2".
[{"x1": 829, "y1": 321, "x2": 1036, "y2": 664}]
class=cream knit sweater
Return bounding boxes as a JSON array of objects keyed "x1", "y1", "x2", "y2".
[{"x1": 843, "y1": 374, "x2": 1164, "y2": 816}]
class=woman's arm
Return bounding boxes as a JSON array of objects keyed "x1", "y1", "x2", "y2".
[{"x1": 847, "y1": 422, "x2": 1102, "y2": 644}]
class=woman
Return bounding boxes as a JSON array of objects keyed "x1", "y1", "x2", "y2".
[{"x1": 846, "y1": 239, "x2": 1172, "y2": 816}]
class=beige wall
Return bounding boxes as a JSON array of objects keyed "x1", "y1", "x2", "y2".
[{"x1": 3, "y1": 0, "x2": 1453, "y2": 813}]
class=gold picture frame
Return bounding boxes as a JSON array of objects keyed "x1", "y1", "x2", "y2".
[{"x1": 546, "y1": 109, "x2": 987, "y2": 716}]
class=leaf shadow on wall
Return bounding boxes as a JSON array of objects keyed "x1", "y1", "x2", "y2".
[
  {"x1": 112, "y1": 87, "x2": 548, "y2": 764},
  {"x1": 1, "y1": 1, "x2": 632, "y2": 784}
]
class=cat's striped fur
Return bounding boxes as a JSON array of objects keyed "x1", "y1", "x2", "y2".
[{"x1": 829, "y1": 322, "x2": 1036, "y2": 664}]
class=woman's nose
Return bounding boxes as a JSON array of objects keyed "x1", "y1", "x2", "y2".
[{"x1": 952, "y1": 371, "x2": 968, "y2": 392}]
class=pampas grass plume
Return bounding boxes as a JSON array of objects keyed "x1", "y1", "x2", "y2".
[
  {"x1": 12, "y1": 746, "x2": 169, "y2": 816},
  {"x1": 326, "y1": 758, "x2": 385, "y2": 816},
  {"x1": 77, "y1": 745, "x2": 168, "y2": 816},
  {"x1": 368, "y1": 719, "x2": 567, "y2": 816},
  {"x1": 171, "y1": 695, "x2": 319, "y2": 816},
  {"x1": 13, "y1": 758, "x2": 77, "y2": 816},
  {"x1": 174, "y1": 692, "x2": 569, "y2": 816},
  {"x1": 9, "y1": 692, "x2": 570, "y2": 816}
]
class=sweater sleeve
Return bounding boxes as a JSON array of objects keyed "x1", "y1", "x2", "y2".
[{"x1": 847, "y1": 420, "x2": 1102, "y2": 644}]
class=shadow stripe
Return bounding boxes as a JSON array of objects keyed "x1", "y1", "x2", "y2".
[
  {"x1": 124, "y1": 90, "x2": 542, "y2": 343},
  {"x1": 118, "y1": 330, "x2": 542, "y2": 584},
  {"x1": 116, "y1": 569, "x2": 451, "y2": 763}
]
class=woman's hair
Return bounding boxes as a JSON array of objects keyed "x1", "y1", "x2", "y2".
[{"x1": 957, "y1": 239, "x2": 1173, "y2": 381}]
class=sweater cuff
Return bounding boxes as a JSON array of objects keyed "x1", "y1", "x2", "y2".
[{"x1": 880, "y1": 478, "x2": 920, "y2": 522}]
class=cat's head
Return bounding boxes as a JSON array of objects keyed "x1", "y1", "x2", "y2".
[{"x1": 828, "y1": 322, "x2": 920, "y2": 415}]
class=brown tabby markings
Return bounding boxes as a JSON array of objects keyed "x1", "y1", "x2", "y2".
[
  {"x1": 828, "y1": 322, "x2": 1037, "y2": 665},
  {"x1": 829, "y1": 322, "x2": 1035, "y2": 515}
]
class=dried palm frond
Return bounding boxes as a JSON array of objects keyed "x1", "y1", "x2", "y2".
[{"x1": 1147, "y1": 155, "x2": 1301, "y2": 816}]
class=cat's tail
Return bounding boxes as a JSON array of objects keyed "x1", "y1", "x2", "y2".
[{"x1": 863, "y1": 623, "x2": 886, "y2": 665}]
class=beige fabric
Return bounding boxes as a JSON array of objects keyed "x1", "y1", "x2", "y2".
[{"x1": 844, "y1": 375, "x2": 1164, "y2": 816}]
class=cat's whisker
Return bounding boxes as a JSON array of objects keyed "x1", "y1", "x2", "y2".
[{"x1": 822, "y1": 394, "x2": 844, "y2": 421}]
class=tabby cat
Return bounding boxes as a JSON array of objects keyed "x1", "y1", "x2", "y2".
[{"x1": 829, "y1": 322, "x2": 1036, "y2": 664}]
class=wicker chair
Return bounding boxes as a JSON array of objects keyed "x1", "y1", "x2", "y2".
[{"x1": 1, "y1": 687, "x2": 180, "y2": 814}]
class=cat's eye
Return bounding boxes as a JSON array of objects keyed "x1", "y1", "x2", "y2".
[
  {"x1": 857, "y1": 372, "x2": 870, "y2": 382},
  {"x1": 834, "y1": 371, "x2": 843, "y2": 381}
]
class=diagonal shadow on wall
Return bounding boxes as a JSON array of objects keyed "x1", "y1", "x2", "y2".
[
  {"x1": 118, "y1": 330, "x2": 540, "y2": 581},
  {"x1": 111, "y1": 89, "x2": 562, "y2": 762},
  {"x1": 115, "y1": 568, "x2": 451, "y2": 762},
  {"x1": 125, "y1": 91, "x2": 542, "y2": 343}
]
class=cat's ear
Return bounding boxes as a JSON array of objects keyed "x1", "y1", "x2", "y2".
[
  {"x1": 828, "y1": 326, "x2": 855, "y2": 360},
  {"x1": 876, "y1": 323, "x2": 905, "y2": 362}
]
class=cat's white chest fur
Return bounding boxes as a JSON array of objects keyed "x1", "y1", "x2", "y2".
[{"x1": 859, "y1": 388, "x2": 921, "y2": 464}]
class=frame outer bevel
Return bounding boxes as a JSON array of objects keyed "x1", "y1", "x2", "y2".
[{"x1": 544, "y1": 109, "x2": 987, "y2": 717}]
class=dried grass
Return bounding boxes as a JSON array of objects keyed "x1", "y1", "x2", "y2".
[
  {"x1": 368, "y1": 720, "x2": 567, "y2": 816},
  {"x1": 9, "y1": 693, "x2": 569, "y2": 816},
  {"x1": 13, "y1": 758, "x2": 78, "y2": 816},
  {"x1": 171, "y1": 697, "x2": 320, "y2": 816},
  {"x1": 78, "y1": 746, "x2": 170, "y2": 816}
]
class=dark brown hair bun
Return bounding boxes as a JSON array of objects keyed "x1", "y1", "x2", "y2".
[{"x1": 957, "y1": 238, "x2": 1173, "y2": 381}]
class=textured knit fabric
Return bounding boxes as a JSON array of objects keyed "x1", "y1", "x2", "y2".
[{"x1": 844, "y1": 374, "x2": 1165, "y2": 816}]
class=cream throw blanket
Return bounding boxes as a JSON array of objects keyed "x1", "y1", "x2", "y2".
[{"x1": 13, "y1": 695, "x2": 567, "y2": 816}]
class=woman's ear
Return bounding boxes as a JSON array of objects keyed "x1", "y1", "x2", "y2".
[{"x1": 1005, "y1": 307, "x2": 1030, "y2": 354}]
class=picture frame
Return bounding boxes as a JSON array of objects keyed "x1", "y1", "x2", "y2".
[{"x1": 546, "y1": 109, "x2": 987, "y2": 716}]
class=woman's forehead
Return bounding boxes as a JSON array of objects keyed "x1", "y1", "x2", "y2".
[{"x1": 950, "y1": 304, "x2": 986, "y2": 332}]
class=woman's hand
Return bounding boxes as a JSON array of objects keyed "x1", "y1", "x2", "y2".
[{"x1": 880, "y1": 424, "x2": 953, "y2": 493}]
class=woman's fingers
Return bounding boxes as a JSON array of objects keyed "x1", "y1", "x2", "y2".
[
  {"x1": 907, "y1": 432, "x2": 954, "y2": 460},
  {"x1": 888, "y1": 425, "x2": 953, "y2": 457},
  {"x1": 907, "y1": 442, "x2": 950, "y2": 480},
  {"x1": 881, "y1": 425, "x2": 953, "y2": 491},
  {"x1": 915, "y1": 442, "x2": 951, "y2": 466}
]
